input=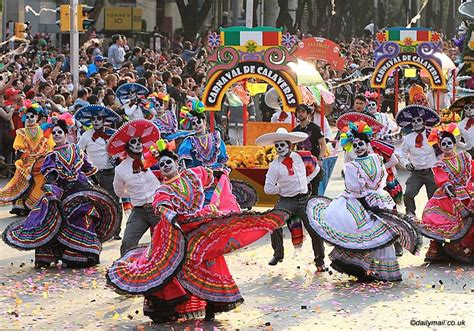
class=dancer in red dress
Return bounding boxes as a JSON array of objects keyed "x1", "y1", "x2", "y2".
[
  {"x1": 418, "y1": 125, "x2": 474, "y2": 263},
  {"x1": 107, "y1": 147, "x2": 289, "y2": 323}
]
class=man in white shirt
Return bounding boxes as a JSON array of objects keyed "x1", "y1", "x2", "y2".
[
  {"x1": 458, "y1": 103, "x2": 474, "y2": 157},
  {"x1": 396, "y1": 106, "x2": 440, "y2": 216},
  {"x1": 77, "y1": 105, "x2": 122, "y2": 239},
  {"x1": 256, "y1": 128, "x2": 325, "y2": 271},
  {"x1": 108, "y1": 120, "x2": 161, "y2": 256}
]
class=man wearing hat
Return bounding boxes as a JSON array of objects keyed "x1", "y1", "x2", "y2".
[
  {"x1": 453, "y1": 97, "x2": 474, "y2": 157},
  {"x1": 257, "y1": 128, "x2": 325, "y2": 270},
  {"x1": 108, "y1": 119, "x2": 161, "y2": 256},
  {"x1": 77, "y1": 105, "x2": 123, "y2": 240},
  {"x1": 87, "y1": 55, "x2": 105, "y2": 78},
  {"x1": 396, "y1": 105, "x2": 441, "y2": 217}
]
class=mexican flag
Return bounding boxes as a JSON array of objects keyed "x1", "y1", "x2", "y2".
[{"x1": 221, "y1": 27, "x2": 281, "y2": 47}]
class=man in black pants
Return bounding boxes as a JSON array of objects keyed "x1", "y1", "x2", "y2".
[{"x1": 256, "y1": 128, "x2": 326, "y2": 271}]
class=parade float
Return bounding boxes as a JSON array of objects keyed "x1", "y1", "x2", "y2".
[{"x1": 202, "y1": 27, "x2": 337, "y2": 206}]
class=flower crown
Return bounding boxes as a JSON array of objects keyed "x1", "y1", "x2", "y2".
[
  {"x1": 143, "y1": 138, "x2": 176, "y2": 169},
  {"x1": 179, "y1": 99, "x2": 205, "y2": 128},
  {"x1": 340, "y1": 121, "x2": 373, "y2": 152},
  {"x1": 40, "y1": 112, "x2": 75, "y2": 137},
  {"x1": 427, "y1": 123, "x2": 460, "y2": 146}
]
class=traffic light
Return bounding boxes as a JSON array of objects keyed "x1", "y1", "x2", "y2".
[
  {"x1": 56, "y1": 5, "x2": 70, "y2": 32},
  {"x1": 14, "y1": 23, "x2": 28, "y2": 40},
  {"x1": 77, "y1": 5, "x2": 94, "y2": 32}
]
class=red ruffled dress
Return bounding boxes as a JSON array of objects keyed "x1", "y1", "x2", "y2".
[
  {"x1": 420, "y1": 151, "x2": 474, "y2": 262},
  {"x1": 107, "y1": 166, "x2": 288, "y2": 321}
]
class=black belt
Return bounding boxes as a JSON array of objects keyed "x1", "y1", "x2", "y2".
[
  {"x1": 413, "y1": 168, "x2": 432, "y2": 172},
  {"x1": 284, "y1": 192, "x2": 309, "y2": 199}
]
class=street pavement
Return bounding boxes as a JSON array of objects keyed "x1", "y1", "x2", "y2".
[{"x1": 0, "y1": 153, "x2": 472, "y2": 330}]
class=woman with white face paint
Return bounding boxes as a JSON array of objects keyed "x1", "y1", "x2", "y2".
[
  {"x1": 306, "y1": 121, "x2": 422, "y2": 282},
  {"x1": 107, "y1": 148, "x2": 289, "y2": 323},
  {"x1": 150, "y1": 92, "x2": 194, "y2": 141},
  {"x1": 0, "y1": 105, "x2": 55, "y2": 216},
  {"x1": 418, "y1": 127, "x2": 474, "y2": 263},
  {"x1": 3, "y1": 119, "x2": 120, "y2": 269}
]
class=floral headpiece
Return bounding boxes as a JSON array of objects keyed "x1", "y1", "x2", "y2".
[
  {"x1": 143, "y1": 138, "x2": 176, "y2": 169},
  {"x1": 340, "y1": 121, "x2": 373, "y2": 152},
  {"x1": 20, "y1": 101, "x2": 46, "y2": 122},
  {"x1": 427, "y1": 123, "x2": 460, "y2": 146},
  {"x1": 146, "y1": 92, "x2": 170, "y2": 110},
  {"x1": 41, "y1": 112, "x2": 75, "y2": 137},
  {"x1": 179, "y1": 99, "x2": 205, "y2": 128},
  {"x1": 364, "y1": 91, "x2": 379, "y2": 100}
]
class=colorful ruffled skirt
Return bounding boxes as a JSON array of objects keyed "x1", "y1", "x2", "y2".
[
  {"x1": 107, "y1": 209, "x2": 289, "y2": 321},
  {"x1": 307, "y1": 195, "x2": 422, "y2": 281},
  {"x1": 419, "y1": 187, "x2": 473, "y2": 263},
  {"x1": 3, "y1": 183, "x2": 120, "y2": 267},
  {"x1": 0, "y1": 157, "x2": 46, "y2": 210}
]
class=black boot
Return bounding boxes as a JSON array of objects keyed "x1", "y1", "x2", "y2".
[
  {"x1": 204, "y1": 309, "x2": 215, "y2": 321},
  {"x1": 268, "y1": 257, "x2": 283, "y2": 266},
  {"x1": 394, "y1": 242, "x2": 403, "y2": 257}
]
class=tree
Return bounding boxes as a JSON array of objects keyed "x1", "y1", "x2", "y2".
[{"x1": 176, "y1": 0, "x2": 214, "y2": 41}]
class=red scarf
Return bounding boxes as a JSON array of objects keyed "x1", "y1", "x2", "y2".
[
  {"x1": 415, "y1": 132, "x2": 423, "y2": 148},
  {"x1": 92, "y1": 129, "x2": 111, "y2": 142},
  {"x1": 281, "y1": 156, "x2": 294, "y2": 176},
  {"x1": 130, "y1": 155, "x2": 146, "y2": 173},
  {"x1": 465, "y1": 118, "x2": 474, "y2": 130}
]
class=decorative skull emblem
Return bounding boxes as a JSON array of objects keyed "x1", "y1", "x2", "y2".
[
  {"x1": 353, "y1": 138, "x2": 368, "y2": 156},
  {"x1": 127, "y1": 137, "x2": 143, "y2": 154},
  {"x1": 463, "y1": 104, "x2": 474, "y2": 118},
  {"x1": 440, "y1": 136, "x2": 455, "y2": 154},
  {"x1": 411, "y1": 116, "x2": 425, "y2": 132},
  {"x1": 274, "y1": 140, "x2": 290, "y2": 157}
]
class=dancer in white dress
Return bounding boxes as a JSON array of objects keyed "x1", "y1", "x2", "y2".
[{"x1": 306, "y1": 121, "x2": 421, "y2": 281}]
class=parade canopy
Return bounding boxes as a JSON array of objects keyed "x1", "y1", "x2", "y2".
[
  {"x1": 371, "y1": 27, "x2": 447, "y2": 89},
  {"x1": 202, "y1": 26, "x2": 303, "y2": 111}
]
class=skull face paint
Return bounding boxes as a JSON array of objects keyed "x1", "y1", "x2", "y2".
[
  {"x1": 411, "y1": 116, "x2": 425, "y2": 132},
  {"x1": 464, "y1": 104, "x2": 474, "y2": 118},
  {"x1": 25, "y1": 112, "x2": 38, "y2": 127},
  {"x1": 127, "y1": 137, "x2": 143, "y2": 154},
  {"x1": 353, "y1": 138, "x2": 368, "y2": 157},
  {"x1": 92, "y1": 116, "x2": 104, "y2": 130},
  {"x1": 366, "y1": 101, "x2": 377, "y2": 115},
  {"x1": 158, "y1": 156, "x2": 178, "y2": 178},
  {"x1": 274, "y1": 140, "x2": 290, "y2": 157},
  {"x1": 440, "y1": 136, "x2": 455, "y2": 154},
  {"x1": 192, "y1": 116, "x2": 206, "y2": 135},
  {"x1": 52, "y1": 127, "x2": 67, "y2": 146}
]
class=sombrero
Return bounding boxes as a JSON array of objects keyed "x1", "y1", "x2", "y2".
[
  {"x1": 396, "y1": 105, "x2": 440, "y2": 129},
  {"x1": 448, "y1": 96, "x2": 474, "y2": 117},
  {"x1": 116, "y1": 83, "x2": 149, "y2": 105},
  {"x1": 107, "y1": 119, "x2": 160, "y2": 158},
  {"x1": 255, "y1": 128, "x2": 308, "y2": 146},
  {"x1": 74, "y1": 105, "x2": 120, "y2": 126},
  {"x1": 336, "y1": 112, "x2": 384, "y2": 133}
]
